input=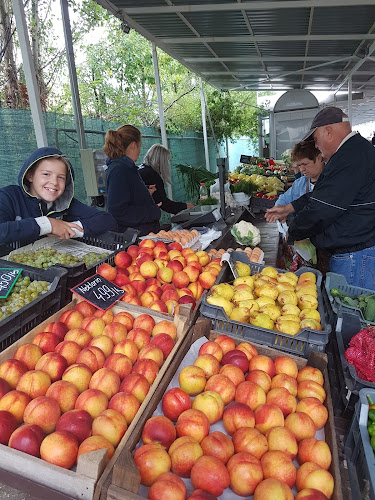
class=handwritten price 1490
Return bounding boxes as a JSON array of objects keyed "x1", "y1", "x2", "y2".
[{"x1": 93, "y1": 284, "x2": 123, "y2": 301}]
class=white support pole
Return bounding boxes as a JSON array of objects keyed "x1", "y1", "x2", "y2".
[
  {"x1": 348, "y1": 76, "x2": 353, "y2": 124},
  {"x1": 199, "y1": 77, "x2": 210, "y2": 171},
  {"x1": 258, "y1": 112, "x2": 263, "y2": 156},
  {"x1": 152, "y1": 42, "x2": 172, "y2": 198},
  {"x1": 270, "y1": 111, "x2": 276, "y2": 159},
  {"x1": 12, "y1": 0, "x2": 47, "y2": 147},
  {"x1": 225, "y1": 136, "x2": 230, "y2": 169},
  {"x1": 60, "y1": 0, "x2": 86, "y2": 149}
]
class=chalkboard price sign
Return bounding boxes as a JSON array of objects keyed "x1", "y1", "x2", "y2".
[
  {"x1": 0, "y1": 268, "x2": 22, "y2": 299},
  {"x1": 240, "y1": 154, "x2": 252, "y2": 164},
  {"x1": 71, "y1": 274, "x2": 125, "y2": 311}
]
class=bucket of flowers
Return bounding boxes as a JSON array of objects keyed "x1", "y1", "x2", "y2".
[{"x1": 228, "y1": 173, "x2": 257, "y2": 205}]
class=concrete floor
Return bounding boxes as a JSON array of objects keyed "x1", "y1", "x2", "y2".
[{"x1": 0, "y1": 484, "x2": 38, "y2": 500}]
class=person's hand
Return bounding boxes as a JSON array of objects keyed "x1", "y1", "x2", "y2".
[
  {"x1": 157, "y1": 202, "x2": 162, "y2": 207},
  {"x1": 264, "y1": 203, "x2": 294, "y2": 223},
  {"x1": 48, "y1": 218, "x2": 83, "y2": 239},
  {"x1": 186, "y1": 203, "x2": 195, "y2": 209},
  {"x1": 148, "y1": 184, "x2": 156, "y2": 195}
]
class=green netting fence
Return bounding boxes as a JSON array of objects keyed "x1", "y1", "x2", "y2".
[{"x1": 0, "y1": 109, "x2": 218, "y2": 226}]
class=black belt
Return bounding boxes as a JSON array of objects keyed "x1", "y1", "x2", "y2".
[{"x1": 331, "y1": 236, "x2": 375, "y2": 255}]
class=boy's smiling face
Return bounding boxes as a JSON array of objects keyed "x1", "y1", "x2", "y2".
[{"x1": 26, "y1": 158, "x2": 67, "y2": 202}]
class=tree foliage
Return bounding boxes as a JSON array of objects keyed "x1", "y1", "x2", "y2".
[{"x1": 0, "y1": 0, "x2": 262, "y2": 147}]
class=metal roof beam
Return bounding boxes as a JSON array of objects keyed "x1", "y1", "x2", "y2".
[
  {"x1": 240, "y1": 4, "x2": 271, "y2": 82},
  {"x1": 201, "y1": 70, "x2": 375, "y2": 75},
  {"x1": 332, "y1": 21, "x2": 375, "y2": 90},
  {"x1": 162, "y1": 0, "x2": 238, "y2": 79},
  {"x1": 244, "y1": 56, "x2": 355, "y2": 89},
  {"x1": 162, "y1": 34, "x2": 375, "y2": 44},
  {"x1": 124, "y1": 1, "x2": 375, "y2": 15},
  {"x1": 93, "y1": 0, "x2": 221, "y2": 89},
  {"x1": 224, "y1": 79, "x2": 375, "y2": 85},
  {"x1": 300, "y1": 7, "x2": 314, "y2": 88},
  {"x1": 335, "y1": 40, "x2": 375, "y2": 92},
  {"x1": 185, "y1": 56, "x2": 358, "y2": 62},
  {"x1": 228, "y1": 86, "x2": 350, "y2": 90}
]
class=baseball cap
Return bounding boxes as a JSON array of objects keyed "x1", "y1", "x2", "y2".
[{"x1": 303, "y1": 106, "x2": 350, "y2": 141}]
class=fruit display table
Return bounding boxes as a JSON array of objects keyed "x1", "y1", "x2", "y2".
[{"x1": 0, "y1": 211, "x2": 355, "y2": 500}]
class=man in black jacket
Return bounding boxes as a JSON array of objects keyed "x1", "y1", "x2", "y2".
[{"x1": 265, "y1": 107, "x2": 375, "y2": 289}]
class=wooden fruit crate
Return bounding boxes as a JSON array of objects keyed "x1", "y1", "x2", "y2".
[
  {"x1": 102, "y1": 318, "x2": 343, "y2": 500},
  {"x1": 0, "y1": 298, "x2": 191, "y2": 500}
]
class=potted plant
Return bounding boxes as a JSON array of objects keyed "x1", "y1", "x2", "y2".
[{"x1": 229, "y1": 174, "x2": 257, "y2": 204}]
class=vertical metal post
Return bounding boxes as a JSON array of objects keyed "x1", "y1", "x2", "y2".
[
  {"x1": 225, "y1": 137, "x2": 230, "y2": 170},
  {"x1": 217, "y1": 158, "x2": 226, "y2": 218},
  {"x1": 199, "y1": 77, "x2": 210, "y2": 171},
  {"x1": 258, "y1": 112, "x2": 263, "y2": 156},
  {"x1": 12, "y1": 0, "x2": 48, "y2": 147},
  {"x1": 152, "y1": 42, "x2": 172, "y2": 198},
  {"x1": 270, "y1": 111, "x2": 276, "y2": 159},
  {"x1": 60, "y1": 0, "x2": 86, "y2": 149},
  {"x1": 348, "y1": 77, "x2": 353, "y2": 124}
]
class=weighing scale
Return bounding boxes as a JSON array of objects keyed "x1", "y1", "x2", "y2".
[{"x1": 171, "y1": 204, "x2": 223, "y2": 228}]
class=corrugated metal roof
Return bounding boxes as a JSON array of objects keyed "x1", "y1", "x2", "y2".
[{"x1": 94, "y1": 0, "x2": 375, "y2": 123}]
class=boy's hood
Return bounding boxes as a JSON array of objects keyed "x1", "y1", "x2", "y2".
[{"x1": 19, "y1": 147, "x2": 75, "y2": 213}]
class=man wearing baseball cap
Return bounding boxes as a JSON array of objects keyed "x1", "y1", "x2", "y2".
[{"x1": 266, "y1": 106, "x2": 375, "y2": 289}]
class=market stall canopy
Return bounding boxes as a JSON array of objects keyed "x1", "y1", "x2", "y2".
[{"x1": 94, "y1": 0, "x2": 375, "y2": 122}]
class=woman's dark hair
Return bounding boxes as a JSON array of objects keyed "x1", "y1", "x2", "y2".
[
  {"x1": 103, "y1": 124, "x2": 141, "y2": 159},
  {"x1": 291, "y1": 141, "x2": 321, "y2": 163}
]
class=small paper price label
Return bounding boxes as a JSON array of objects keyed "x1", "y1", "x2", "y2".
[
  {"x1": 71, "y1": 274, "x2": 125, "y2": 311},
  {"x1": 0, "y1": 269, "x2": 22, "y2": 299},
  {"x1": 212, "y1": 208, "x2": 221, "y2": 221}
]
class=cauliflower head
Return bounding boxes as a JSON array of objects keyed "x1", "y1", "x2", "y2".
[{"x1": 230, "y1": 221, "x2": 261, "y2": 246}]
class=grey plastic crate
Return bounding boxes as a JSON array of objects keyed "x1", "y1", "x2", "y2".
[
  {"x1": 335, "y1": 309, "x2": 375, "y2": 394},
  {"x1": 325, "y1": 272, "x2": 375, "y2": 329},
  {"x1": 345, "y1": 388, "x2": 375, "y2": 500},
  {"x1": 200, "y1": 252, "x2": 329, "y2": 357}
]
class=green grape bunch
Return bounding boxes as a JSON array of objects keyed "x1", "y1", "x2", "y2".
[
  {"x1": 0, "y1": 275, "x2": 51, "y2": 322},
  {"x1": 9, "y1": 246, "x2": 109, "y2": 270},
  {"x1": 83, "y1": 252, "x2": 109, "y2": 267}
]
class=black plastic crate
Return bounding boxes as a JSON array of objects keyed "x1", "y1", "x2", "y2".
[
  {"x1": 0, "y1": 262, "x2": 67, "y2": 351},
  {"x1": 335, "y1": 309, "x2": 375, "y2": 395},
  {"x1": 327, "y1": 334, "x2": 357, "y2": 419},
  {"x1": 345, "y1": 388, "x2": 375, "y2": 500},
  {"x1": 200, "y1": 252, "x2": 329, "y2": 357},
  {"x1": 0, "y1": 229, "x2": 139, "y2": 306},
  {"x1": 250, "y1": 196, "x2": 277, "y2": 211},
  {"x1": 62, "y1": 229, "x2": 139, "y2": 304}
]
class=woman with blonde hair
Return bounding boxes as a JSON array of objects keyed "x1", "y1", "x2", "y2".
[
  {"x1": 139, "y1": 144, "x2": 194, "y2": 214},
  {"x1": 104, "y1": 125, "x2": 161, "y2": 235}
]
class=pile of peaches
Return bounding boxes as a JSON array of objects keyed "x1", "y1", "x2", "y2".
[
  {"x1": 134, "y1": 335, "x2": 334, "y2": 500},
  {"x1": 97, "y1": 239, "x2": 223, "y2": 314},
  {"x1": 0, "y1": 301, "x2": 178, "y2": 471}
]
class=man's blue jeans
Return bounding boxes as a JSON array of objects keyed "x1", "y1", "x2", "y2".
[{"x1": 330, "y1": 245, "x2": 375, "y2": 290}]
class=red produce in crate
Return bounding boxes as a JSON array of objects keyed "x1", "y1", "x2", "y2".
[{"x1": 344, "y1": 326, "x2": 375, "y2": 382}]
